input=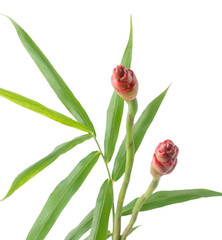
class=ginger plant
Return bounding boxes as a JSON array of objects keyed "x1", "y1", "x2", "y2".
[{"x1": 0, "y1": 15, "x2": 222, "y2": 240}]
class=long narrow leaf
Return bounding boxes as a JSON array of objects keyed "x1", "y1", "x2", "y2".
[
  {"x1": 122, "y1": 189, "x2": 222, "y2": 216},
  {"x1": 66, "y1": 212, "x2": 139, "y2": 240},
  {"x1": 5, "y1": 16, "x2": 95, "y2": 134},
  {"x1": 65, "y1": 210, "x2": 94, "y2": 240},
  {"x1": 84, "y1": 231, "x2": 112, "y2": 240},
  {"x1": 120, "y1": 15, "x2": 133, "y2": 69},
  {"x1": 104, "y1": 92, "x2": 124, "y2": 162},
  {"x1": 0, "y1": 88, "x2": 90, "y2": 132},
  {"x1": 104, "y1": 16, "x2": 133, "y2": 162},
  {"x1": 66, "y1": 189, "x2": 221, "y2": 239},
  {"x1": 106, "y1": 226, "x2": 139, "y2": 240},
  {"x1": 1, "y1": 134, "x2": 92, "y2": 200},
  {"x1": 26, "y1": 151, "x2": 100, "y2": 240},
  {"x1": 66, "y1": 190, "x2": 221, "y2": 239},
  {"x1": 85, "y1": 226, "x2": 139, "y2": 240},
  {"x1": 89, "y1": 179, "x2": 113, "y2": 240},
  {"x1": 106, "y1": 231, "x2": 112, "y2": 239},
  {"x1": 112, "y1": 86, "x2": 170, "y2": 181}
]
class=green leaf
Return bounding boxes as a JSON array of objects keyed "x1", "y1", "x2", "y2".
[
  {"x1": 1, "y1": 134, "x2": 92, "y2": 200},
  {"x1": 106, "y1": 231, "x2": 112, "y2": 239},
  {"x1": 127, "y1": 225, "x2": 140, "y2": 236},
  {"x1": 66, "y1": 208, "x2": 139, "y2": 240},
  {"x1": 112, "y1": 86, "x2": 169, "y2": 181},
  {"x1": 4, "y1": 15, "x2": 95, "y2": 135},
  {"x1": 65, "y1": 210, "x2": 94, "y2": 240},
  {"x1": 105, "y1": 226, "x2": 139, "y2": 240},
  {"x1": 104, "y1": 16, "x2": 133, "y2": 162},
  {"x1": 84, "y1": 231, "x2": 112, "y2": 240},
  {"x1": 120, "y1": 15, "x2": 133, "y2": 69},
  {"x1": 26, "y1": 151, "x2": 100, "y2": 240},
  {"x1": 122, "y1": 189, "x2": 222, "y2": 216},
  {"x1": 85, "y1": 226, "x2": 139, "y2": 240},
  {"x1": 0, "y1": 88, "x2": 91, "y2": 133},
  {"x1": 104, "y1": 92, "x2": 124, "y2": 162},
  {"x1": 89, "y1": 179, "x2": 113, "y2": 240},
  {"x1": 63, "y1": 191, "x2": 222, "y2": 239}
]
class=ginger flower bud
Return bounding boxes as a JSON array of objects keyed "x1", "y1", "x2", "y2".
[
  {"x1": 151, "y1": 140, "x2": 179, "y2": 178},
  {"x1": 111, "y1": 65, "x2": 138, "y2": 101}
]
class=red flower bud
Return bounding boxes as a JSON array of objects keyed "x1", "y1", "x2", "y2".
[
  {"x1": 111, "y1": 65, "x2": 138, "y2": 101},
  {"x1": 150, "y1": 140, "x2": 179, "y2": 178}
]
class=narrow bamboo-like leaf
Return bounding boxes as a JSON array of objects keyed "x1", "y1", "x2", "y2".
[
  {"x1": 106, "y1": 231, "x2": 112, "y2": 239},
  {"x1": 64, "y1": 192, "x2": 221, "y2": 238},
  {"x1": 104, "y1": 92, "x2": 124, "y2": 162},
  {"x1": 122, "y1": 189, "x2": 222, "y2": 216},
  {"x1": 112, "y1": 86, "x2": 169, "y2": 181},
  {"x1": 85, "y1": 226, "x2": 139, "y2": 240},
  {"x1": 106, "y1": 226, "x2": 139, "y2": 239},
  {"x1": 104, "y1": 16, "x2": 133, "y2": 162},
  {"x1": 0, "y1": 88, "x2": 90, "y2": 132},
  {"x1": 67, "y1": 208, "x2": 139, "y2": 240},
  {"x1": 127, "y1": 225, "x2": 140, "y2": 236},
  {"x1": 89, "y1": 179, "x2": 113, "y2": 240},
  {"x1": 120, "y1": 15, "x2": 133, "y2": 69},
  {"x1": 26, "y1": 151, "x2": 100, "y2": 240},
  {"x1": 66, "y1": 206, "x2": 138, "y2": 240},
  {"x1": 65, "y1": 210, "x2": 94, "y2": 240},
  {"x1": 84, "y1": 231, "x2": 112, "y2": 240},
  {"x1": 1, "y1": 134, "x2": 92, "y2": 200},
  {"x1": 5, "y1": 16, "x2": 95, "y2": 134}
]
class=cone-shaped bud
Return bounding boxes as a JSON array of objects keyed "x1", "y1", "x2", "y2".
[
  {"x1": 151, "y1": 140, "x2": 179, "y2": 178},
  {"x1": 111, "y1": 65, "x2": 138, "y2": 101}
]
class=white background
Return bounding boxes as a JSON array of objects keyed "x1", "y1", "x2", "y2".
[{"x1": 0, "y1": 0, "x2": 222, "y2": 239}]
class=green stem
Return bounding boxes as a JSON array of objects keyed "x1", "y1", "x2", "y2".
[
  {"x1": 113, "y1": 99, "x2": 138, "y2": 240},
  {"x1": 93, "y1": 134, "x2": 115, "y2": 238},
  {"x1": 121, "y1": 177, "x2": 160, "y2": 240},
  {"x1": 93, "y1": 134, "x2": 112, "y2": 180}
]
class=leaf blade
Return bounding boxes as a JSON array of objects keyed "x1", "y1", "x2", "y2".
[
  {"x1": 104, "y1": 92, "x2": 124, "y2": 162},
  {"x1": 122, "y1": 189, "x2": 222, "y2": 216},
  {"x1": 89, "y1": 179, "x2": 113, "y2": 240},
  {"x1": 5, "y1": 16, "x2": 95, "y2": 134},
  {"x1": 1, "y1": 134, "x2": 92, "y2": 200},
  {"x1": 104, "y1": 16, "x2": 133, "y2": 162},
  {"x1": 65, "y1": 210, "x2": 94, "y2": 240},
  {"x1": 0, "y1": 88, "x2": 91, "y2": 132},
  {"x1": 120, "y1": 15, "x2": 133, "y2": 69},
  {"x1": 84, "y1": 231, "x2": 112, "y2": 240},
  {"x1": 26, "y1": 151, "x2": 100, "y2": 240},
  {"x1": 112, "y1": 86, "x2": 170, "y2": 181}
]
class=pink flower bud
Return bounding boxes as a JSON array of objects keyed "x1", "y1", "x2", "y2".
[
  {"x1": 111, "y1": 65, "x2": 138, "y2": 101},
  {"x1": 150, "y1": 140, "x2": 179, "y2": 178}
]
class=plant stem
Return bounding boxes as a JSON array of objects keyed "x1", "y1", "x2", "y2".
[
  {"x1": 113, "y1": 99, "x2": 138, "y2": 240},
  {"x1": 121, "y1": 177, "x2": 160, "y2": 240},
  {"x1": 93, "y1": 134, "x2": 112, "y2": 179},
  {"x1": 93, "y1": 134, "x2": 115, "y2": 237}
]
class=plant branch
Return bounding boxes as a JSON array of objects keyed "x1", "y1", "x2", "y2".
[
  {"x1": 121, "y1": 177, "x2": 160, "y2": 240},
  {"x1": 93, "y1": 135, "x2": 112, "y2": 179},
  {"x1": 93, "y1": 134, "x2": 115, "y2": 237},
  {"x1": 113, "y1": 98, "x2": 138, "y2": 240}
]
